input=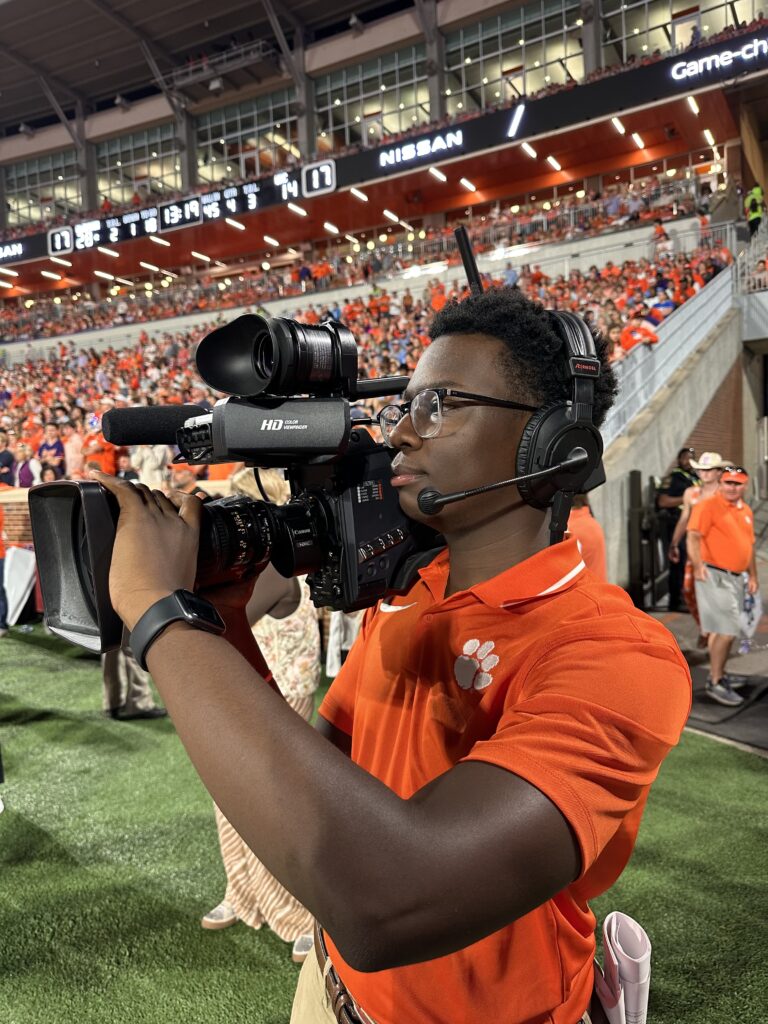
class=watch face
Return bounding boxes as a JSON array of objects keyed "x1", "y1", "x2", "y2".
[{"x1": 178, "y1": 590, "x2": 223, "y2": 627}]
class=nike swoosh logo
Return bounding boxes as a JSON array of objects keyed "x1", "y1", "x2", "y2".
[{"x1": 379, "y1": 602, "x2": 417, "y2": 613}]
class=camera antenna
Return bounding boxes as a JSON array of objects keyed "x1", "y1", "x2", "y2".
[{"x1": 454, "y1": 226, "x2": 484, "y2": 296}]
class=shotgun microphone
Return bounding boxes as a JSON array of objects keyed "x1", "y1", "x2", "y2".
[
  {"x1": 416, "y1": 449, "x2": 589, "y2": 516},
  {"x1": 102, "y1": 404, "x2": 203, "y2": 445}
]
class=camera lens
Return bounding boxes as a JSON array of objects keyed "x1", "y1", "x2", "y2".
[
  {"x1": 195, "y1": 313, "x2": 359, "y2": 397},
  {"x1": 253, "y1": 328, "x2": 275, "y2": 379}
]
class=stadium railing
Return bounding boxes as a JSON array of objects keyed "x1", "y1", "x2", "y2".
[{"x1": 601, "y1": 264, "x2": 735, "y2": 448}]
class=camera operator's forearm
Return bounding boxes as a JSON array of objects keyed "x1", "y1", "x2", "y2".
[{"x1": 146, "y1": 622, "x2": 411, "y2": 939}]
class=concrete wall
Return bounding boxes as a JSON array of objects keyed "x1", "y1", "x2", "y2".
[
  {"x1": 590, "y1": 309, "x2": 743, "y2": 585},
  {"x1": 742, "y1": 291, "x2": 768, "y2": 341}
]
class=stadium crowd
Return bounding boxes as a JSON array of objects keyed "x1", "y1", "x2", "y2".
[
  {"x1": 0, "y1": 238, "x2": 732, "y2": 493},
  {"x1": 0, "y1": 179, "x2": 708, "y2": 346}
]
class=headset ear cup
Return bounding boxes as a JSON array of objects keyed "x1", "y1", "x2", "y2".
[
  {"x1": 516, "y1": 402, "x2": 603, "y2": 510},
  {"x1": 515, "y1": 404, "x2": 563, "y2": 509}
]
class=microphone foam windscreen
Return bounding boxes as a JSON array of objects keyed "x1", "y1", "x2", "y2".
[{"x1": 102, "y1": 404, "x2": 203, "y2": 445}]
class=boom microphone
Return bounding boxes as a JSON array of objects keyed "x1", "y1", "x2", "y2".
[
  {"x1": 102, "y1": 404, "x2": 203, "y2": 446},
  {"x1": 416, "y1": 449, "x2": 589, "y2": 516}
]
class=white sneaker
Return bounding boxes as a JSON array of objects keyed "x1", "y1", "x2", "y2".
[
  {"x1": 201, "y1": 899, "x2": 238, "y2": 930},
  {"x1": 291, "y1": 933, "x2": 314, "y2": 963}
]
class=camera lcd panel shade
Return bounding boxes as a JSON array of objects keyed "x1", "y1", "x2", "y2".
[{"x1": 28, "y1": 482, "x2": 123, "y2": 652}]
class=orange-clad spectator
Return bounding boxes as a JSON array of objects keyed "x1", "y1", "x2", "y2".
[
  {"x1": 620, "y1": 315, "x2": 658, "y2": 353},
  {"x1": 688, "y1": 466, "x2": 758, "y2": 706},
  {"x1": 81, "y1": 418, "x2": 117, "y2": 476},
  {"x1": 567, "y1": 494, "x2": 608, "y2": 580},
  {"x1": 207, "y1": 461, "x2": 244, "y2": 482},
  {"x1": 430, "y1": 283, "x2": 447, "y2": 312}
]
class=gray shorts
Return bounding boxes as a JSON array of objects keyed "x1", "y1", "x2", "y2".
[{"x1": 694, "y1": 566, "x2": 745, "y2": 636}]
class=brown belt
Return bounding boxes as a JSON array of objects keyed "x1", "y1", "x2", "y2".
[{"x1": 314, "y1": 922, "x2": 367, "y2": 1024}]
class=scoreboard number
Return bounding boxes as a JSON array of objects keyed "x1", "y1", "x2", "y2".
[{"x1": 302, "y1": 160, "x2": 336, "y2": 198}]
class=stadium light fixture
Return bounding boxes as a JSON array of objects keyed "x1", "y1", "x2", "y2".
[
  {"x1": 546, "y1": 155, "x2": 562, "y2": 171},
  {"x1": 398, "y1": 220, "x2": 414, "y2": 231},
  {"x1": 41, "y1": 270, "x2": 62, "y2": 280},
  {"x1": 115, "y1": 277, "x2": 133, "y2": 286},
  {"x1": 703, "y1": 128, "x2": 715, "y2": 146},
  {"x1": 139, "y1": 261, "x2": 159, "y2": 272},
  {"x1": 288, "y1": 202, "x2": 308, "y2": 216},
  {"x1": 160, "y1": 269, "x2": 178, "y2": 279},
  {"x1": 191, "y1": 251, "x2": 212, "y2": 262},
  {"x1": 50, "y1": 256, "x2": 72, "y2": 267},
  {"x1": 0, "y1": 267, "x2": 19, "y2": 277},
  {"x1": 686, "y1": 95, "x2": 699, "y2": 115},
  {"x1": 350, "y1": 187, "x2": 369, "y2": 201},
  {"x1": 0, "y1": 278, "x2": 13, "y2": 288},
  {"x1": 287, "y1": 247, "x2": 299, "y2": 255},
  {"x1": 521, "y1": 142, "x2": 537, "y2": 158},
  {"x1": 383, "y1": 209, "x2": 399, "y2": 223},
  {"x1": 611, "y1": 116, "x2": 626, "y2": 135},
  {"x1": 344, "y1": 234, "x2": 357, "y2": 243},
  {"x1": 264, "y1": 235, "x2": 279, "y2": 247},
  {"x1": 150, "y1": 235, "x2": 171, "y2": 247},
  {"x1": 460, "y1": 178, "x2": 477, "y2": 192},
  {"x1": 226, "y1": 218, "x2": 245, "y2": 230},
  {"x1": 214, "y1": 261, "x2": 227, "y2": 269},
  {"x1": 97, "y1": 246, "x2": 119, "y2": 258},
  {"x1": 93, "y1": 271, "x2": 114, "y2": 281},
  {"x1": 324, "y1": 221, "x2": 339, "y2": 234},
  {"x1": 428, "y1": 167, "x2": 447, "y2": 182},
  {"x1": 631, "y1": 132, "x2": 644, "y2": 149}
]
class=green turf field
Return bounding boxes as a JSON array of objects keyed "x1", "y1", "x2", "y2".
[{"x1": 0, "y1": 625, "x2": 766, "y2": 1024}]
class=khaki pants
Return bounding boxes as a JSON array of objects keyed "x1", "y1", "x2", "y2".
[
  {"x1": 101, "y1": 644, "x2": 157, "y2": 714},
  {"x1": 290, "y1": 952, "x2": 594, "y2": 1024}
]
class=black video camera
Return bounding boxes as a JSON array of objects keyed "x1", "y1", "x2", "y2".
[{"x1": 28, "y1": 313, "x2": 443, "y2": 653}]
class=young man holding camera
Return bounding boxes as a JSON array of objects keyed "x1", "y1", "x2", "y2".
[{"x1": 97, "y1": 288, "x2": 691, "y2": 1024}]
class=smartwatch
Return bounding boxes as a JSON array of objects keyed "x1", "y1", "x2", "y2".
[{"x1": 130, "y1": 590, "x2": 226, "y2": 670}]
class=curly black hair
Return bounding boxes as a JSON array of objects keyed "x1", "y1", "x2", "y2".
[{"x1": 428, "y1": 287, "x2": 619, "y2": 427}]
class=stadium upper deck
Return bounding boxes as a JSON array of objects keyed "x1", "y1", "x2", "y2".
[{"x1": 0, "y1": 0, "x2": 763, "y2": 301}]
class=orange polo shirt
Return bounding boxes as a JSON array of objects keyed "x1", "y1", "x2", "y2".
[
  {"x1": 687, "y1": 491, "x2": 754, "y2": 573},
  {"x1": 319, "y1": 539, "x2": 690, "y2": 1024},
  {"x1": 567, "y1": 506, "x2": 607, "y2": 581}
]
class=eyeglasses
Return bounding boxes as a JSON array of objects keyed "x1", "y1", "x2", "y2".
[
  {"x1": 377, "y1": 388, "x2": 538, "y2": 448},
  {"x1": 722, "y1": 466, "x2": 747, "y2": 475}
]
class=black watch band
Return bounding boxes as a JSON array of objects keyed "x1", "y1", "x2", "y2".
[{"x1": 130, "y1": 590, "x2": 226, "y2": 670}]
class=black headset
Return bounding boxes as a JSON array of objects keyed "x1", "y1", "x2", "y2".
[{"x1": 514, "y1": 310, "x2": 605, "y2": 513}]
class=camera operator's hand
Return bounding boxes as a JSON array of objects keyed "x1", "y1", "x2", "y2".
[{"x1": 95, "y1": 473, "x2": 202, "y2": 631}]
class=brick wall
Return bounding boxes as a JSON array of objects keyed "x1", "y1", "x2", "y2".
[
  {"x1": 684, "y1": 355, "x2": 744, "y2": 465},
  {"x1": 0, "y1": 489, "x2": 32, "y2": 545}
]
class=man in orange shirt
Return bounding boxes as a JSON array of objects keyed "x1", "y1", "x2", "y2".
[
  {"x1": 687, "y1": 465, "x2": 758, "y2": 706},
  {"x1": 97, "y1": 288, "x2": 690, "y2": 1024}
]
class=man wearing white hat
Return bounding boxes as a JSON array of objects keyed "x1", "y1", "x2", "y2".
[{"x1": 669, "y1": 452, "x2": 726, "y2": 642}]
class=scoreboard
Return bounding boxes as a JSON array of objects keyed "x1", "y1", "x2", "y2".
[
  {"x1": 48, "y1": 207, "x2": 161, "y2": 255},
  {"x1": 44, "y1": 161, "x2": 337, "y2": 258}
]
